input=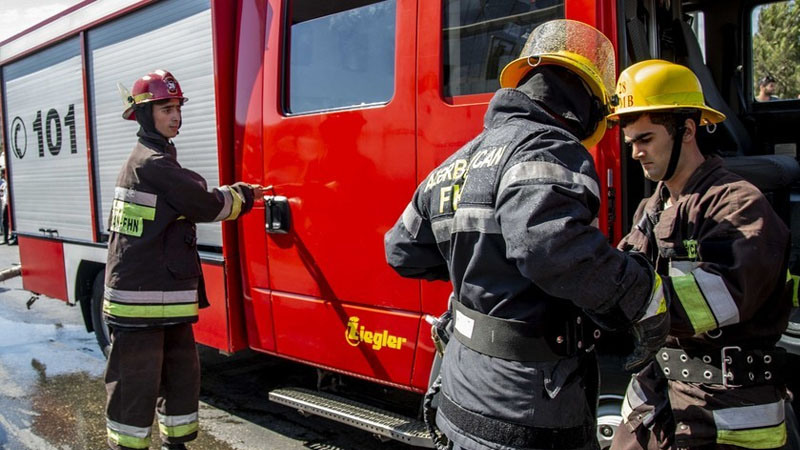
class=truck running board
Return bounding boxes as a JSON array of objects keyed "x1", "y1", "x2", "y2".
[{"x1": 269, "y1": 387, "x2": 433, "y2": 448}]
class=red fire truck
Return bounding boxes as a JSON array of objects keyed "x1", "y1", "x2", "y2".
[{"x1": 2, "y1": 0, "x2": 798, "y2": 447}]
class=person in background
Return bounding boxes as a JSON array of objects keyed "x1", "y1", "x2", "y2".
[
  {"x1": 757, "y1": 74, "x2": 779, "y2": 102},
  {"x1": 0, "y1": 166, "x2": 11, "y2": 245}
]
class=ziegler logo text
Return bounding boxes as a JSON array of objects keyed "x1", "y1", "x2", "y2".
[{"x1": 345, "y1": 317, "x2": 407, "y2": 350}]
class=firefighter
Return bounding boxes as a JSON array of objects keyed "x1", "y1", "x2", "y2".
[
  {"x1": 608, "y1": 60, "x2": 797, "y2": 449},
  {"x1": 104, "y1": 70, "x2": 263, "y2": 450},
  {"x1": 385, "y1": 20, "x2": 670, "y2": 450}
]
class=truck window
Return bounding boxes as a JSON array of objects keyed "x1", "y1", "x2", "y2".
[
  {"x1": 686, "y1": 10, "x2": 706, "y2": 63},
  {"x1": 442, "y1": 0, "x2": 564, "y2": 97},
  {"x1": 751, "y1": 0, "x2": 800, "y2": 102},
  {"x1": 285, "y1": 0, "x2": 396, "y2": 114}
]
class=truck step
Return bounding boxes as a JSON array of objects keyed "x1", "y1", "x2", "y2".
[{"x1": 269, "y1": 387, "x2": 433, "y2": 448}]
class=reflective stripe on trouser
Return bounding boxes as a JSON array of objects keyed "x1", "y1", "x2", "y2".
[
  {"x1": 106, "y1": 419, "x2": 151, "y2": 449},
  {"x1": 106, "y1": 323, "x2": 200, "y2": 450},
  {"x1": 158, "y1": 412, "x2": 199, "y2": 438}
]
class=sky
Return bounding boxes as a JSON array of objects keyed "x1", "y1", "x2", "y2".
[{"x1": 0, "y1": 0, "x2": 84, "y2": 43}]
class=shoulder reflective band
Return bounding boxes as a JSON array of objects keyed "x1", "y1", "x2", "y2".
[
  {"x1": 498, "y1": 161, "x2": 600, "y2": 202},
  {"x1": 158, "y1": 412, "x2": 199, "y2": 438},
  {"x1": 714, "y1": 400, "x2": 786, "y2": 449},
  {"x1": 103, "y1": 300, "x2": 198, "y2": 319}
]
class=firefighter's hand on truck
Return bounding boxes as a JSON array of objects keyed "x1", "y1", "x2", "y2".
[{"x1": 249, "y1": 184, "x2": 268, "y2": 199}]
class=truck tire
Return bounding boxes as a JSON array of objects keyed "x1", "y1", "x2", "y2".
[{"x1": 90, "y1": 271, "x2": 111, "y2": 358}]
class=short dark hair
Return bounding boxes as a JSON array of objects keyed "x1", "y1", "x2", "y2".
[
  {"x1": 618, "y1": 110, "x2": 702, "y2": 138},
  {"x1": 759, "y1": 75, "x2": 776, "y2": 87}
]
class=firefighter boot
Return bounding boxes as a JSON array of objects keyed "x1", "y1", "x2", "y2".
[{"x1": 161, "y1": 444, "x2": 187, "y2": 450}]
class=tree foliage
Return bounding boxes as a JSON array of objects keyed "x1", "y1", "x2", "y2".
[{"x1": 752, "y1": 1, "x2": 800, "y2": 98}]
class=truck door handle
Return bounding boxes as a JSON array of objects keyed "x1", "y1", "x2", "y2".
[{"x1": 264, "y1": 195, "x2": 290, "y2": 233}]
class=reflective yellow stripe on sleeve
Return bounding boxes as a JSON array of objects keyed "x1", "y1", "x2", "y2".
[
  {"x1": 219, "y1": 186, "x2": 244, "y2": 220},
  {"x1": 671, "y1": 273, "x2": 717, "y2": 334}
]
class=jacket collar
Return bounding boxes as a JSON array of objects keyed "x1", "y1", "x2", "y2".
[
  {"x1": 483, "y1": 88, "x2": 576, "y2": 135},
  {"x1": 660, "y1": 156, "x2": 724, "y2": 198},
  {"x1": 647, "y1": 156, "x2": 724, "y2": 213}
]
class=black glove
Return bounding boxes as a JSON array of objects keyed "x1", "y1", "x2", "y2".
[
  {"x1": 625, "y1": 273, "x2": 670, "y2": 372},
  {"x1": 430, "y1": 309, "x2": 452, "y2": 356},
  {"x1": 230, "y1": 182, "x2": 256, "y2": 214}
]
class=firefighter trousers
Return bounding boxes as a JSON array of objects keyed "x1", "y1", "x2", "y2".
[{"x1": 105, "y1": 323, "x2": 200, "y2": 450}]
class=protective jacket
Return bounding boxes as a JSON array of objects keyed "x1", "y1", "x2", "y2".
[
  {"x1": 615, "y1": 156, "x2": 792, "y2": 449},
  {"x1": 104, "y1": 140, "x2": 254, "y2": 328},
  {"x1": 385, "y1": 88, "x2": 656, "y2": 450}
]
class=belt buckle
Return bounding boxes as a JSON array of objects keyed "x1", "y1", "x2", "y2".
[{"x1": 721, "y1": 346, "x2": 741, "y2": 387}]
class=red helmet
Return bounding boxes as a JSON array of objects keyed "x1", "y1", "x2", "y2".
[{"x1": 121, "y1": 69, "x2": 188, "y2": 120}]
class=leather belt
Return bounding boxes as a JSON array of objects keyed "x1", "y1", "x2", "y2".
[{"x1": 655, "y1": 346, "x2": 786, "y2": 387}]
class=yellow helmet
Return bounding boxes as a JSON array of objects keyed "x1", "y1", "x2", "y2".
[
  {"x1": 499, "y1": 19, "x2": 616, "y2": 148},
  {"x1": 608, "y1": 60, "x2": 725, "y2": 125}
]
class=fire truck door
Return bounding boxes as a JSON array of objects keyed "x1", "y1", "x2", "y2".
[{"x1": 257, "y1": 0, "x2": 421, "y2": 384}]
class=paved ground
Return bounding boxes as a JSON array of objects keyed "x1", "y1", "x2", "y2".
[{"x1": 0, "y1": 243, "x2": 425, "y2": 450}]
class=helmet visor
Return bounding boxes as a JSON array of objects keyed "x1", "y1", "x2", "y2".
[{"x1": 520, "y1": 19, "x2": 616, "y2": 97}]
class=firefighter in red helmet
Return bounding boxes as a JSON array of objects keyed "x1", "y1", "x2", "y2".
[{"x1": 104, "y1": 70, "x2": 263, "y2": 450}]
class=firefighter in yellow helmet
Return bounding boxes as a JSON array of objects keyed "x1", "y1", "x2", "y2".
[
  {"x1": 609, "y1": 60, "x2": 797, "y2": 449},
  {"x1": 386, "y1": 21, "x2": 669, "y2": 450}
]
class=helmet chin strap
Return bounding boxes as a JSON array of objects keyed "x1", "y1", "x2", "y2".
[{"x1": 661, "y1": 125, "x2": 685, "y2": 182}]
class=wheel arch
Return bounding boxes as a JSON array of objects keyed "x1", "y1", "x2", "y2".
[{"x1": 75, "y1": 260, "x2": 105, "y2": 333}]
